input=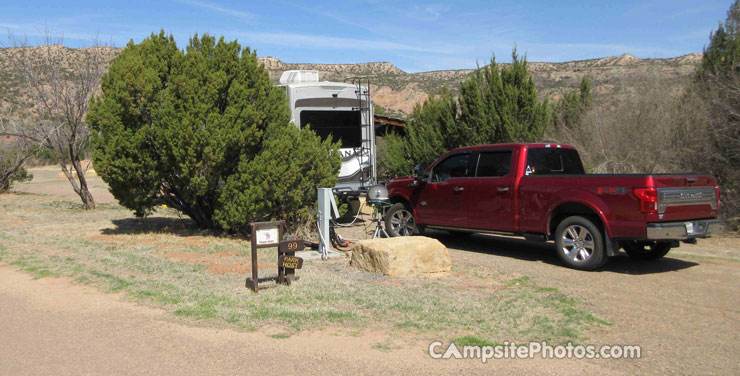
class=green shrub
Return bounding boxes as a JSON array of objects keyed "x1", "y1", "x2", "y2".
[
  {"x1": 0, "y1": 160, "x2": 32, "y2": 193},
  {"x1": 88, "y1": 31, "x2": 339, "y2": 231},
  {"x1": 381, "y1": 49, "x2": 551, "y2": 177}
]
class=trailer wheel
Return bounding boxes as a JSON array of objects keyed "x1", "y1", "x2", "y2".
[
  {"x1": 622, "y1": 241, "x2": 672, "y2": 260},
  {"x1": 554, "y1": 216, "x2": 608, "y2": 270}
]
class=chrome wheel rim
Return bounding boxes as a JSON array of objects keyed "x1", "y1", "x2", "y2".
[
  {"x1": 561, "y1": 225, "x2": 595, "y2": 263},
  {"x1": 390, "y1": 209, "x2": 416, "y2": 236}
]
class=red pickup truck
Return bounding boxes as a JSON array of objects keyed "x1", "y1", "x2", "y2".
[{"x1": 384, "y1": 143, "x2": 724, "y2": 270}]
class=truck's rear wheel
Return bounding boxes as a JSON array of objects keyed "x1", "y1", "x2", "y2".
[
  {"x1": 622, "y1": 241, "x2": 672, "y2": 260},
  {"x1": 384, "y1": 203, "x2": 419, "y2": 237},
  {"x1": 554, "y1": 216, "x2": 607, "y2": 270}
]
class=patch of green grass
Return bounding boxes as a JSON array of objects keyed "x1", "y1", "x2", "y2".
[
  {"x1": 174, "y1": 301, "x2": 219, "y2": 319},
  {"x1": 535, "y1": 286, "x2": 561, "y2": 293},
  {"x1": 131, "y1": 289, "x2": 182, "y2": 305},
  {"x1": 560, "y1": 306, "x2": 610, "y2": 326},
  {"x1": 506, "y1": 276, "x2": 531, "y2": 286},
  {"x1": 453, "y1": 335, "x2": 498, "y2": 347},
  {"x1": 250, "y1": 305, "x2": 358, "y2": 328},
  {"x1": 88, "y1": 270, "x2": 134, "y2": 292},
  {"x1": 524, "y1": 291, "x2": 611, "y2": 344},
  {"x1": 10, "y1": 258, "x2": 60, "y2": 279},
  {"x1": 372, "y1": 341, "x2": 402, "y2": 352},
  {"x1": 270, "y1": 333, "x2": 291, "y2": 339},
  {"x1": 472, "y1": 271, "x2": 493, "y2": 279},
  {"x1": 372, "y1": 343, "x2": 393, "y2": 351},
  {"x1": 29, "y1": 268, "x2": 60, "y2": 279}
]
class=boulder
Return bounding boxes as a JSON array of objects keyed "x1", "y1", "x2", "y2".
[{"x1": 350, "y1": 236, "x2": 451, "y2": 277}]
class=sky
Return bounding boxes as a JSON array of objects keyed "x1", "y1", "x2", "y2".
[{"x1": 0, "y1": 0, "x2": 733, "y2": 72}]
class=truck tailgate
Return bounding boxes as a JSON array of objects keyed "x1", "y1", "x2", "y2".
[{"x1": 652, "y1": 176, "x2": 718, "y2": 221}]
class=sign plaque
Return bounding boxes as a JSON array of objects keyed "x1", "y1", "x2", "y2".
[
  {"x1": 256, "y1": 227, "x2": 279, "y2": 245},
  {"x1": 246, "y1": 221, "x2": 284, "y2": 292}
]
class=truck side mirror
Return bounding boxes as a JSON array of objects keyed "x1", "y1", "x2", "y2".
[{"x1": 414, "y1": 164, "x2": 429, "y2": 182}]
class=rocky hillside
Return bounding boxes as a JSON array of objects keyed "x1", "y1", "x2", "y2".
[
  {"x1": 0, "y1": 45, "x2": 701, "y2": 117},
  {"x1": 260, "y1": 53, "x2": 701, "y2": 114}
]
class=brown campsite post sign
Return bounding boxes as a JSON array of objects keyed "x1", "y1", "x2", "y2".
[
  {"x1": 278, "y1": 238, "x2": 304, "y2": 285},
  {"x1": 245, "y1": 221, "x2": 305, "y2": 292},
  {"x1": 246, "y1": 220, "x2": 284, "y2": 292}
]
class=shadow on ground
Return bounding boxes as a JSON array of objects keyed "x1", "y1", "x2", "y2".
[
  {"x1": 428, "y1": 230, "x2": 699, "y2": 275},
  {"x1": 101, "y1": 217, "x2": 205, "y2": 237}
]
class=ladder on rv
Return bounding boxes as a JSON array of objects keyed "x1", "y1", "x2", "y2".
[{"x1": 349, "y1": 77, "x2": 376, "y2": 188}]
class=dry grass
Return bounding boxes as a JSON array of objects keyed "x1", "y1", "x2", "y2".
[{"x1": 0, "y1": 185, "x2": 608, "y2": 344}]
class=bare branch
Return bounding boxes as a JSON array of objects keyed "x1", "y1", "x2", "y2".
[{"x1": 4, "y1": 30, "x2": 110, "y2": 209}]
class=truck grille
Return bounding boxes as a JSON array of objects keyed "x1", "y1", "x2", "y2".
[{"x1": 657, "y1": 187, "x2": 717, "y2": 213}]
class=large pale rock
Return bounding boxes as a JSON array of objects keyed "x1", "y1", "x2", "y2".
[{"x1": 350, "y1": 237, "x2": 451, "y2": 277}]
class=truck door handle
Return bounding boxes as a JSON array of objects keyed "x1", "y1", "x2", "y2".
[
  {"x1": 497, "y1": 187, "x2": 510, "y2": 192},
  {"x1": 453, "y1": 186, "x2": 464, "y2": 192}
]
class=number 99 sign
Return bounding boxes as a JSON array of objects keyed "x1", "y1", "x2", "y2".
[{"x1": 278, "y1": 239, "x2": 305, "y2": 253}]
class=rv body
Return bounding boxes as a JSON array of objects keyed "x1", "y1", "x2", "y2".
[{"x1": 279, "y1": 70, "x2": 376, "y2": 196}]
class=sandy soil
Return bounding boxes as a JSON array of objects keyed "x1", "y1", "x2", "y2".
[{"x1": 438, "y1": 232, "x2": 740, "y2": 375}]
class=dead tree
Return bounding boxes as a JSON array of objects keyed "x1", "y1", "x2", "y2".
[{"x1": 4, "y1": 32, "x2": 109, "y2": 209}]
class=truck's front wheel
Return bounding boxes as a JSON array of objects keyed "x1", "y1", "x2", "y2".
[
  {"x1": 554, "y1": 216, "x2": 608, "y2": 270},
  {"x1": 622, "y1": 241, "x2": 672, "y2": 260},
  {"x1": 384, "y1": 203, "x2": 419, "y2": 237}
]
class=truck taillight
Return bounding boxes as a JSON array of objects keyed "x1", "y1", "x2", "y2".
[{"x1": 634, "y1": 188, "x2": 658, "y2": 214}]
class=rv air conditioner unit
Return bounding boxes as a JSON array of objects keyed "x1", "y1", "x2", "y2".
[{"x1": 279, "y1": 70, "x2": 320, "y2": 84}]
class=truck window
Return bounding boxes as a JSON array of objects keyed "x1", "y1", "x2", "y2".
[
  {"x1": 299, "y1": 110, "x2": 362, "y2": 148},
  {"x1": 526, "y1": 148, "x2": 585, "y2": 175},
  {"x1": 432, "y1": 154, "x2": 469, "y2": 182},
  {"x1": 475, "y1": 151, "x2": 512, "y2": 177}
]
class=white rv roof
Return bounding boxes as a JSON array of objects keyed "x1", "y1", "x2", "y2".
[
  {"x1": 279, "y1": 70, "x2": 364, "y2": 90},
  {"x1": 281, "y1": 81, "x2": 359, "y2": 90},
  {"x1": 279, "y1": 70, "x2": 319, "y2": 84}
]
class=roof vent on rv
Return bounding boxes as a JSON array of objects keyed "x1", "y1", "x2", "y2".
[{"x1": 279, "y1": 70, "x2": 320, "y2": 84}]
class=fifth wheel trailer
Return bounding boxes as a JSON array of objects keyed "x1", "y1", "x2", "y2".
[{"x1": 279, "y1": 70, "x2": 377, "y2": 198}]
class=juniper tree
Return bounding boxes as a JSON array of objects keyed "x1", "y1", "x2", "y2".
[
  {"x1": 553, "y1": 76, "x2": 592, "y2": 130},
  {"x1": 381, "y1": 89, "x2": 456, "y2": 177},
  {"x1": 458, "y1": 49, "x2": 550, "y2": 144},
  {"x1": 381, "y1": 48, "x2": 550, "y2": 177},
  {"x1": 88, "y1": 31, "x2": 340, "y2": 230}
]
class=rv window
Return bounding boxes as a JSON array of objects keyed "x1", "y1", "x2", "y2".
[{"x1": 299, "y1": 110, "x2": 362, "y2": 148}]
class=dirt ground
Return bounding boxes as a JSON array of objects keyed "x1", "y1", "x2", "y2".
[
  {"x1": 2, "y1": 169, "x2": 739, "y2": 374},
  {"x1": 438, "y1": 232, "x2": 740, "y2": 375},
  {"x1": 11, "y1": 167, "x2": 117, "y2": 204}
]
